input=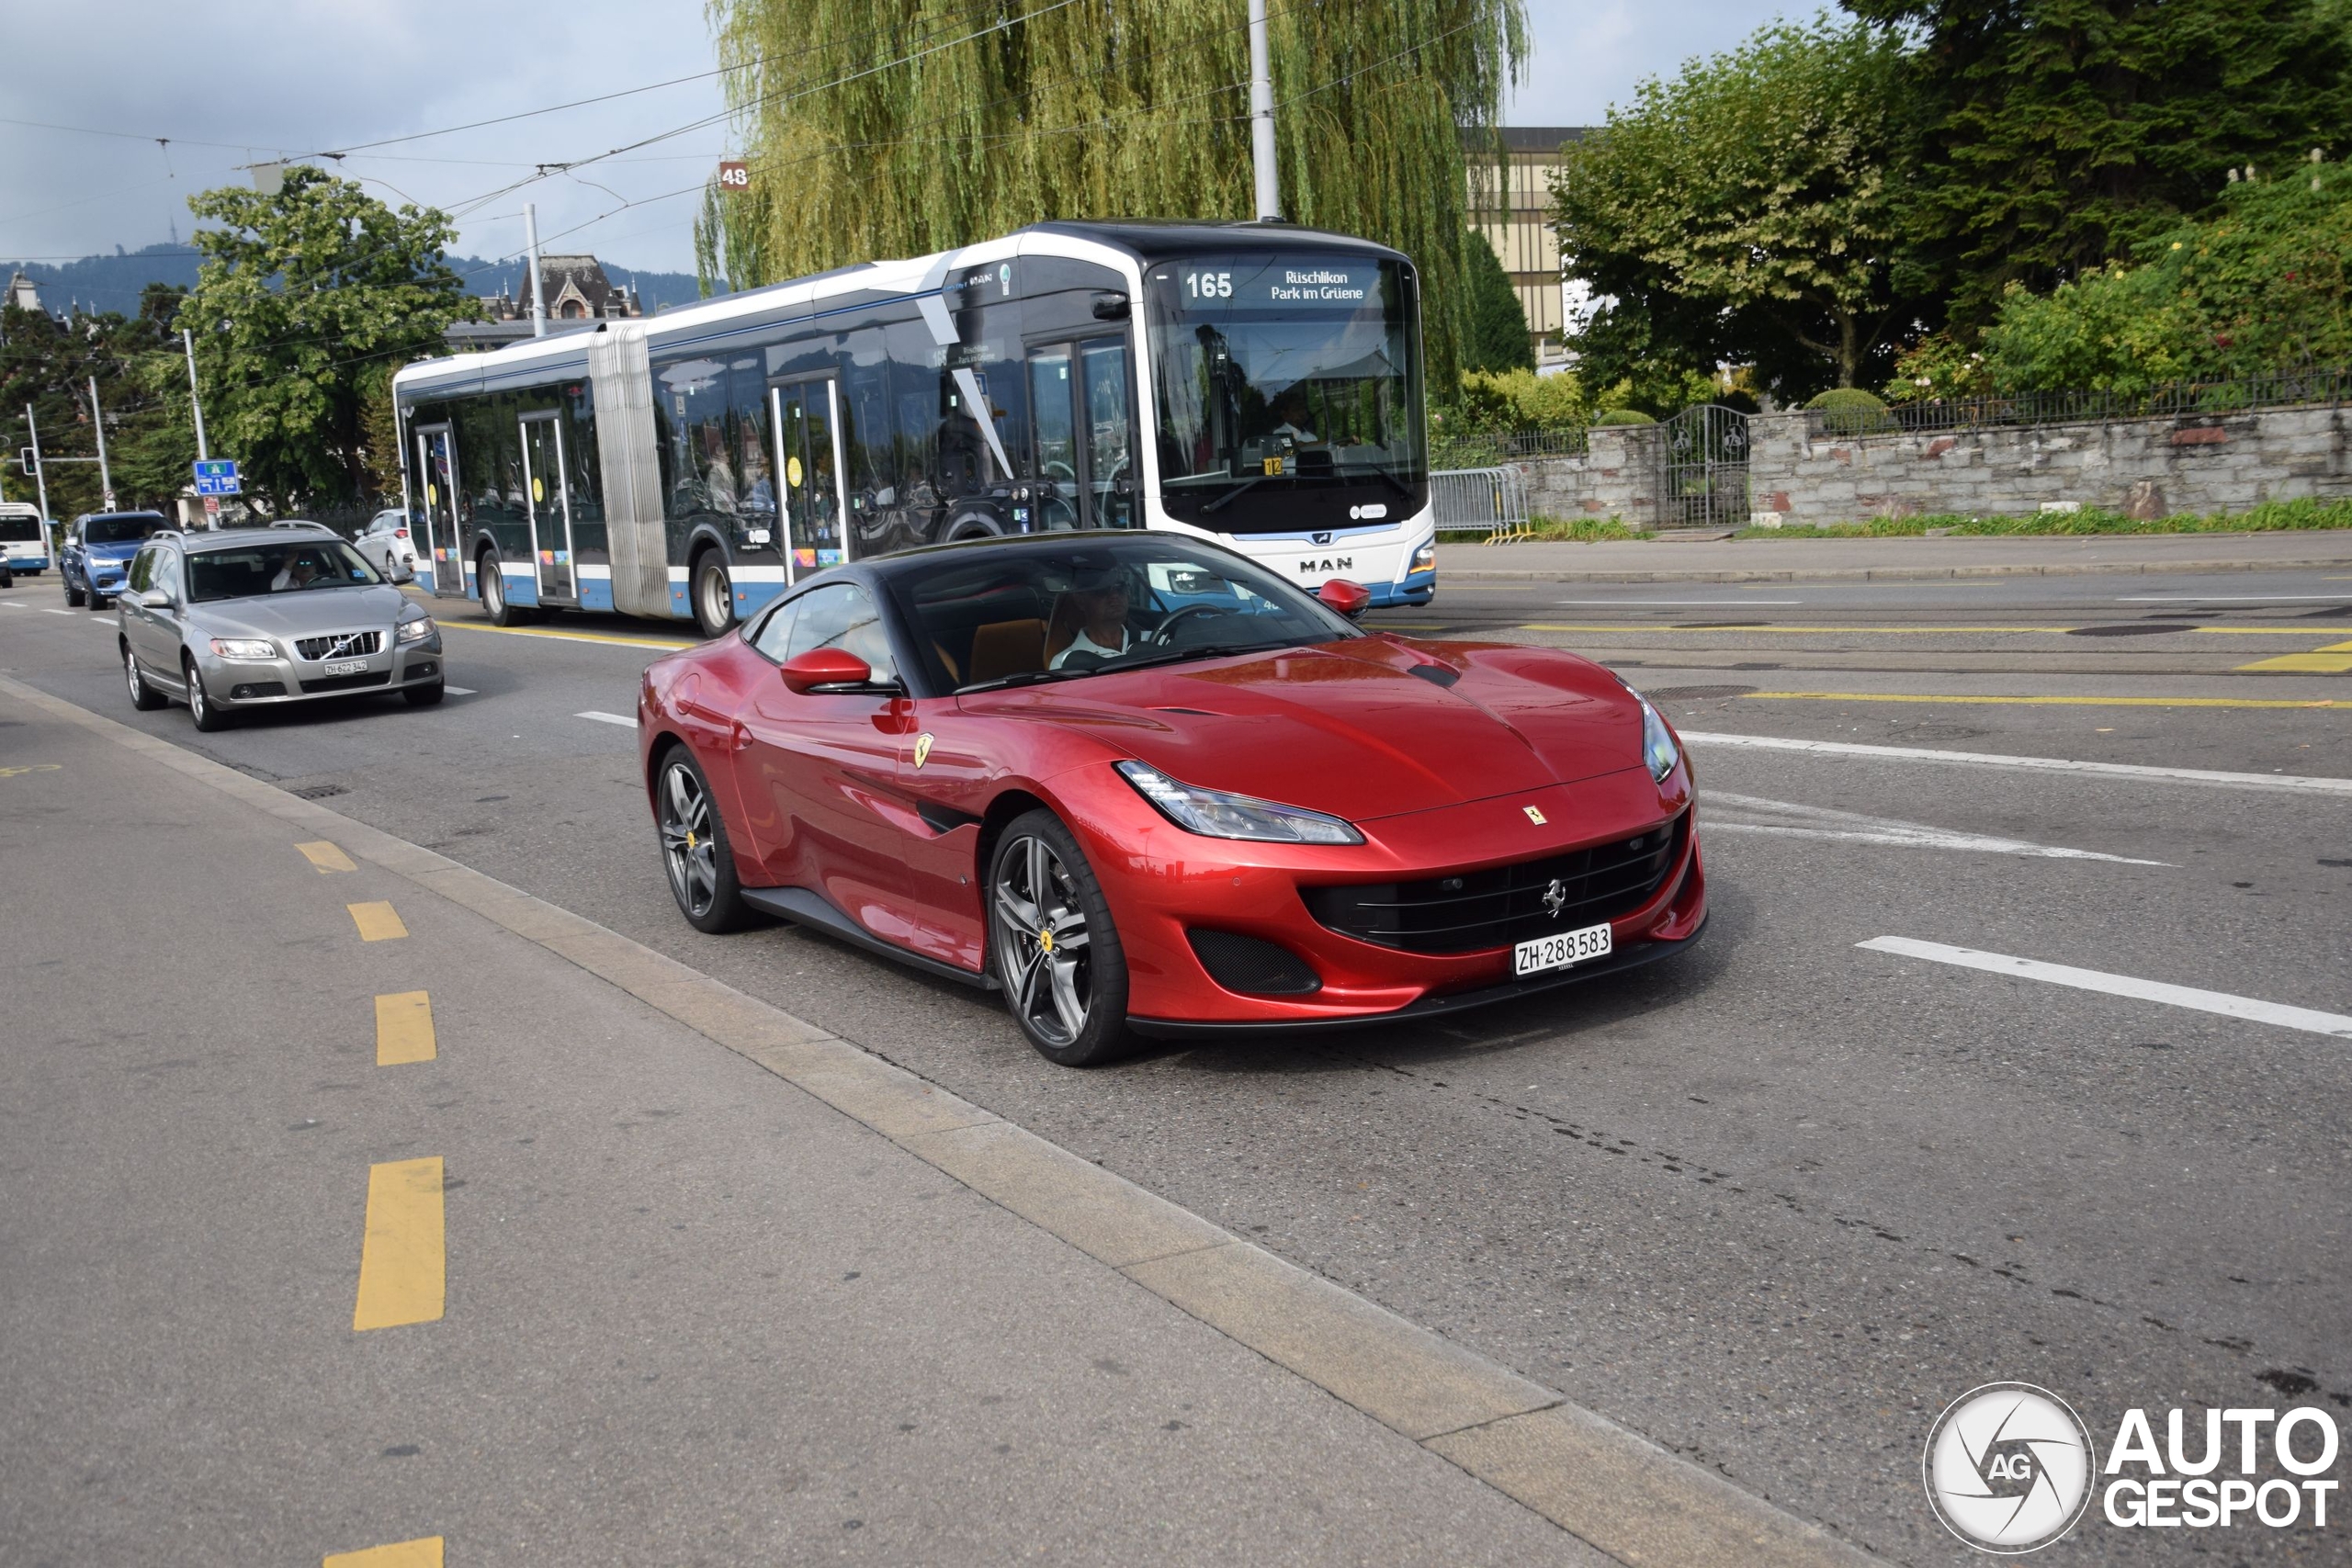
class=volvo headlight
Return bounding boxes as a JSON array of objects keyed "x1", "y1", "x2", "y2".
[
  {"x1": 1638, "y1": 695, "x2": 1681, "y2": 783},
  {"x1": 209, "y1": 637, "x2": 277, "y2": 660},
  {"x1": 397, "y1": 615, "x2": 436, "y2": 643},
  {"x1": 1409, "y1": 539, "x2": 1436, "y2": 574},
  {"x1": 1115, "y1": 761, "x2": 1363, "y2": 845}
]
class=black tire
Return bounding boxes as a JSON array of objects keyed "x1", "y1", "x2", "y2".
[
  {"x1": 479, "y1": 549, "x2": 526, "y2": 626},
  {"x1": 692, "y1": 551, "x2": 734, "y2": 639},
  {"x1": 402, "y1": 681, "x2": 446, "y2": 706},
  {"x1": 86, "y1": 586, "x2": 109, "y2": 611},
  {"x1": 654, "y1": 745, "x2": 752, "y2": 933},
  {"x1": 64, "y1": 573, "x2": 84, "y2": 607},
  {"x1": 123, "y1": 644, "x2": 165, "y2": 711},
  {"x1": 988, "y1": 809, "x2": 1133, "y2": 1066},
  {"x1": 184, "y1": 657, "x2": 231, "y2": 732}
]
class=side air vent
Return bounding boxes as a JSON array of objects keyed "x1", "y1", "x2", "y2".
[{"x1": 1186, "y1": 930, "x2": 1322, "y2": 996}]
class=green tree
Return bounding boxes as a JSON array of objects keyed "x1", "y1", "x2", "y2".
[
  {"x1": 1552, "y1": 19, "x2": 1917, "y2": 398},
  {"x1": 702, "y1": 0, "x2": 1528, "y2": 388},
  {"x1": 1847, "y1": 0, "x2": 2352, "y2": 331},
  {"x1": 1970, "y1": 156, "x2": 2352, "y2": 393},
  {"x1": 1459, "y1": 238, "x2": 1535, "y2": 372},
  {"x1": 183, "y1": 167, "x2": 477, "y2": 511},
  {"x1": 0, "y1": 295, "x2": 188, "y2": 517}
]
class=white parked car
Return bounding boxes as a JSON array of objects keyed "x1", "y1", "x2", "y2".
[{"x1": 355, "y1": 510, "x2": 420, "y2": 579}]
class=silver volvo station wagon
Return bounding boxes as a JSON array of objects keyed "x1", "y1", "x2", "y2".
[{"x1": 115, "y1": 522, "x2": 447, "y2": 731}]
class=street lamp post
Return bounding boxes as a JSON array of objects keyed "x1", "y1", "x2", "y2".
[
  {"x1": 88, "y1": 376, "x2": 115, "y2": 511},
  {"x1": 24, "y1": 403, "x2": 52, "y2": 537},
  {"x1": 524, "y1": 203, "x2": 548, "y2": 338}
]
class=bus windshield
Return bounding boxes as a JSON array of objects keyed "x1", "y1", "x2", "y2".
[{"x1": 1146, "y1": 253, "x2": 1424, "y2": 536}]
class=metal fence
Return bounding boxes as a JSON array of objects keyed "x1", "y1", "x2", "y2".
[
  {"x1": 1833, "y1": 366, "x2": 2352, "y2": 435},
  {"x1": 1658, "y1": 404, "x2": 1751, "y2": 528},
  {"x1": 1429, "y1": 466, "x2": 1532, "y2": 542},
  {"x1": 1430, "y1": 427, "x2": 1591, "y2": 468}
]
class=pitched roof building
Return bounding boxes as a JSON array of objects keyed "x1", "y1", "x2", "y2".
[{"x1": 444, "y1": 254, "x2": 645, "y2": 351}]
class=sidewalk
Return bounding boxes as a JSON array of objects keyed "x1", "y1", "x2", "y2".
[
  {"x1": 1437, "y1": 529, "x2": 2352, "y2": 582},
  {"x1": 0, "y1": 678, "x2": 1877, "y2": 1568}
]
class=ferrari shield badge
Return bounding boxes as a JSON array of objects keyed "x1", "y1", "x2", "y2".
[
  {"x1": 1523, "y1": 806, "x2": 1547, "y2": 826},
  {"x1": 913, "y1": 732, "x2": 935, "y2": 769}
]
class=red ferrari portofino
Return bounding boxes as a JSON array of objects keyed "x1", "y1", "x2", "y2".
[{"x1": 638, "y1": 534, "x2": 1704, "y2": 1064}]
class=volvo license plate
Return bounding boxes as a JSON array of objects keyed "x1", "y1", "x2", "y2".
[
  {"x1": 323, "y1": 659, "x2": 368, "y2": 677},
  {"x1": 1513, "y1": 921, "x2": 1612, "y2": 976}
]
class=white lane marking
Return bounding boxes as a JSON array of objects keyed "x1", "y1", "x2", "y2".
[
  {"x1": 1704, "y1": 792, "x2": 2169, "y2": 864},
  {"x1": 0, "y1": 600, "x2": 25, "y2": 608},
  {"x1": 443, "y1": 685, "x2": 478, "y2": 696},
  {"x1": 2116, "y1": 595, "x2": 2351, "y2": 603},
  {"x1": 1555, "y1": 599, "x2": 1802, "y2": 606},
  {"x1": 38, "y1": 606, "x2": 75, "y2": 616},
  {"x1": 1683, "y1": 731, "x2": 2352, "y2": 798},
  {"x1": 575, "y1": 710, "x2": 636, "y2": 728},
  {"x1": 1858, "y1": 936, "x2": 2352, "y2": 1040}
]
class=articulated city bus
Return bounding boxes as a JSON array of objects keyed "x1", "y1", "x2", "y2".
[{"x1": 389, "y1": 220, "x2": 1432, "y2": 635}]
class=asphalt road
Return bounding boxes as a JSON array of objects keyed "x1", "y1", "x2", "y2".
[{"x1": 3, "y1": 559, "x2": 2347, "y2": 1564}]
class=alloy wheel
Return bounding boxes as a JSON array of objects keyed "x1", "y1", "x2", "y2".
[
  {"x1": 993, "y1": 832, "x2": 1093, "y2": 1047},
  {"x1": 658, "y1": 761, "x2": 719, "y2": 919}
]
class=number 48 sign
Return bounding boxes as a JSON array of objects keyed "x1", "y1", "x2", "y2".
[{"x1": 717, "y1": 160, "x2": 750, "y2": 193}]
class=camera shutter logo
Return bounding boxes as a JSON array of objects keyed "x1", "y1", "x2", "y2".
[{"x1": 1924, "y1": 1382, "x2": 2098, "y2": 1553}]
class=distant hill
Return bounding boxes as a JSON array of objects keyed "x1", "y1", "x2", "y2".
[{"x1": 2, "y1": 243, "x2": 707, "y2": 320}]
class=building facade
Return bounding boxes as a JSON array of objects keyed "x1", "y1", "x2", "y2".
[
  {"x1": 445, "y1": 254, "x2": 645, "y2": 352},
  {"x1": 1464, "y1": 127, "x2": 1587, "y2": 367}
]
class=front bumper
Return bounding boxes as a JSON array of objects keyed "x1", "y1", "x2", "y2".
[
  {"x1": 199, "y1": 633, "x2": 445, "y2": 708},
  {"x1": 1368, "y1": 569, "x2": 1435, "y2": 608},
  {"x1": 1049, "y1": 760, "x2": 1708, "y2": 1031}
]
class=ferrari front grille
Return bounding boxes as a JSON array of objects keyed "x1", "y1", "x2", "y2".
[{"x1": 1302, "y1": 813, "x2": 1686, "y2": 955}]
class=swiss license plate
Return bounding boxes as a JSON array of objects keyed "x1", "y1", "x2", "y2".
[
  {"x1": 1513, "y1": 921, "x2": 1613, "y2": 977},
  {"x1": 323, "y1": 659, "x2": 368, "y2": 677}
]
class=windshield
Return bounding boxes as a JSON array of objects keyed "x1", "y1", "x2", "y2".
[
  {"x1": 888, "y1": 537, "x2": 1358, "y2": 694},
  {"x1": 84, "y1": 514, "x2": 163, "y2": 544},
  {"x1": 1148, "y1": 253, "x2": 1425, "y2": 535},
  {"x1": 0, "y1": 516, "x2": 41, "y2": 542},
  {"x1": 187, "y1": 539, "x2": 383, "y2": 603}
]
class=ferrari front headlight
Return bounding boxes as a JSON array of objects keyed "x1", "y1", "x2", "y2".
[
  {"x1": 1638, "y1": 695, "x2": 1680, "y2": 783},
  {"x1": 1115, "y1": 761, "x2": 1363, "y2": 845}
]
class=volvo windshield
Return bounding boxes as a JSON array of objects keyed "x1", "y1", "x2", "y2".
[{"x1": 1146, "y1": 253, "x2": 1425, "y2": 536}]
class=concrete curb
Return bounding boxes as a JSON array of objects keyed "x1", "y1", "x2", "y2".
[
  {"x1": 1435, "y1": 555, "x2": 2352, "y2": 584},
  {"x1": 3, "y1": 671, "x2": 1887, "y2": 1568}
]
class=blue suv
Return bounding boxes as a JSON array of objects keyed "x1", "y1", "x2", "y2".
[{"x1": 63, "y1": 511, "x2": 169, "y2": 609}]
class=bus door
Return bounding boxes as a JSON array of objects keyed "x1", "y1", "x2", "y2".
[
  {"x1": 1026, "y1": 339, "x2": 1135, "y2": 529},
  {"x1": 413, "y1": 423, "x2": 466, "y2": 599},
  {"x1": 771, "y1": 375, "x2": 848, "y2": 586},
  {"x1": 518, "y1": 412, "x2": 574, "y2": 601}
]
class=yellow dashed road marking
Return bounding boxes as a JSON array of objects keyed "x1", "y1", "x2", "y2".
[
  {"x1": 2235, "y1": 639, "x2": 2352, "y2": 674},
  {"x1": 1522, "y1": 622, "x2": 2070, "y2": 635},
  {"x1": 354, "y1": 1157, "x2": 445, "y2": 1331},
  {"x1": 438, "y1": 620, "x2": 695, "y2": 651},
  {"x1": 348, "y1": 901, "x2": 408, "y2": 942},
  {"x1": 325, "y1": 1536, "x2": 444, "y2": 1568},
  {"x1": 374, "y1": 992, "x2": 435, "y2": 1066},
  {"x1": 1742, "y1": 691, "x2": 2343, "y2": 709},
  {"x1": 0, "y1": 763, "x2": 62, "y2": 778},
  {"x1": 298, "y1": 840, "x2": 356, "y2": 874}
]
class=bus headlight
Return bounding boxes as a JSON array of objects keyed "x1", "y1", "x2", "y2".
[{"x1": 1409, "y1": 540, "x2": 1435, "y2": 574}]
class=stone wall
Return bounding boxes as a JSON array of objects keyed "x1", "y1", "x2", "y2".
[{"x1": 1499, "y1": 403, "x2": 2352, "y2": 526}]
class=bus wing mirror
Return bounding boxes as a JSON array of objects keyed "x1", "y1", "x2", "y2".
[
  {"x1": 1317, "y1": 579, "x2": 1373, "y2": 619},
  {"x1": 1091, "y1": 292, "x2": 1131, "y2": 321},
  {"x1": 781, "y1": 648, "x2": 873, "y2": 694}
]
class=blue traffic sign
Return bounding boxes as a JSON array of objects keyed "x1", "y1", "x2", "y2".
[
  {"x1": 193, "y1": 458, "x2": 238, "y2": 480},
  {"x1": 194, "y1": 475, "x2": 242, "y2": 496}
]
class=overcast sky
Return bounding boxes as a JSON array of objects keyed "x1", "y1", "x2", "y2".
[{"x1": 1, "y1": 0, "x2": 1794, "y2": 278}]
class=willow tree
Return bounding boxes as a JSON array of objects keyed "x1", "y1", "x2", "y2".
[{"x1": 698, "y1": 0, "x2": 1525, "y2": 385}]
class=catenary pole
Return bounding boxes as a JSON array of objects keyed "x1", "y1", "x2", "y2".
[
  {"x1": 182, "y1": 328, "x2": 209, "y2": 461},
  {"x1": 524, "y1": 202, "x2": 548, "y2": 337},
  {"x1": 25, "y1": 404, "x2": 51, "y2": 524},
  {"x1": 1248, "y1": 0, "x2": 1279, "y2": 221},
  {"x1": 87, "y1": 377, "x2": 115, "y2": 511}
]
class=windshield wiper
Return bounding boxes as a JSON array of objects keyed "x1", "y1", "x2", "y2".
[
  {"x1": 1093, "y1": 637, "x2": 1306, "y2": 674},
  {"x1": 956, "y1": 666, "x2": 1096, "y2": 695},
  {"x1": 1199, "y1": 475, "x2": 1267, "y2": 515}
]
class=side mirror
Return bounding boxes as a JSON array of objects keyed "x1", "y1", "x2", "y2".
[
  {"x1": 1317, "y1": 579, "x2": 1373, "y2": 618},
  {"x1": 780, "y1": 647, "x2": 873, "y2": 694},
  {"x1": 390, "y1": 559, "x2": 416, "y2": 583}
]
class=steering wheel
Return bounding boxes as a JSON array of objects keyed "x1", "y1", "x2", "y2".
[
  {"x1": 1151, "y1": 603, "x2": 1238, "y2": 646},
  {"x1": 1044, "y1": 460, "x2": 1077, "y2": 483}
]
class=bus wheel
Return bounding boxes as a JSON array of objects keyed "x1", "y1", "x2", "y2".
[
  {"x1": 480, "y1": 550, "x2": 526, "y2": 626},
  {"x1": 693, "y1": 553, "x2": 734, "y2": 639}
]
